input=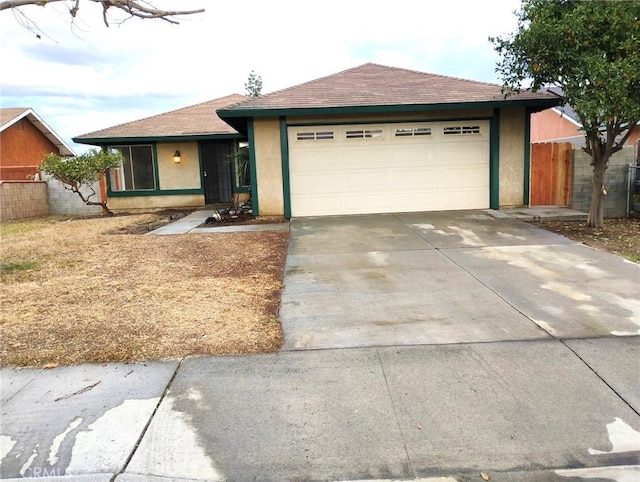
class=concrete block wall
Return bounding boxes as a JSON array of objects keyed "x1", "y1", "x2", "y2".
[
  {"x1": 570, "y1": 147, "x2": 635, "y2": 218},
  {"x1": 44, "y1": 174, "x2": 103, "y2": 216},
  {"x1": 0, "y1": 181, "x2": 49, "y2": 221}
]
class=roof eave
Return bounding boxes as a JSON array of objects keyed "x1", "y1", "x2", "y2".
[
  {"x1": 217, "y1": 98, "x2": 561, "y2": 121},
  {"x1": 72, "y1": 132, "x2": 245, "y2": 145}
]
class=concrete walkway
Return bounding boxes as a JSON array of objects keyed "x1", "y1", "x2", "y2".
[
  {"x1": 2, "y1": 208, "x2": 639, "y2": 482},
  {"x1": 147, "y1": 209, "x2": 289, "y2": 235}
]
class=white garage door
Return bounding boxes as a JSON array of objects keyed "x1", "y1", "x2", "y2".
[{"x1": 288, "y1": 121, "x2": 490, "y2": 217}]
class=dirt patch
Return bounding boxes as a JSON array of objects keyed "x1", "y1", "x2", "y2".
[
  {"x1": 531, "y1": 217, "x2": 640, "y2": 263},
  {"x1": 0, "y1": 212, "x2": 289, "y2": 367}
]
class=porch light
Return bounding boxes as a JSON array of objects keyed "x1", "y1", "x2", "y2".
[{"x1": 173, "y1": 150, "x2": 181, "y2": 164}]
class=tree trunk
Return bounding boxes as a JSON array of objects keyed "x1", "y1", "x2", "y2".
[{"x1": 587, "y1": 155, "x2": 608, "y2": 228}]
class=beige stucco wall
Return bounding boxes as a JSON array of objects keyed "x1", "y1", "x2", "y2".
[
  {"x1": 108, "y1": 194, "x2": 204, "y2": 211},
  {"x1": 157, "y1": 142, "x2": 201, "y2": 190},
  {"x1": 499, "y1": 107, "x2": 527, "y2": 207},
  {"x1": 253, "y1": 118, "x2": 284, "y2": 216}
]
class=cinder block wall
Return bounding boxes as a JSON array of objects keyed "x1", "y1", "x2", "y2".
[
  {"x1": 0, "y1": 181, "x2": 49, "y2": 221},
  {"x1": 44, "y1": 174, "x2": 103, "y2": 215},
  {"x1": 570, "y1": 147, "x2": 635, "y2": 218}
]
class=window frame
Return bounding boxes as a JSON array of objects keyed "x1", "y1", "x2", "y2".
[{"x1": 107, "y1": 144, "x2": 157, "y2": 193}]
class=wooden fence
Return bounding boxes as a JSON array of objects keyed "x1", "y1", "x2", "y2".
[{"x1": 530, "y1": 142, "x2": 572, "y2": 206}]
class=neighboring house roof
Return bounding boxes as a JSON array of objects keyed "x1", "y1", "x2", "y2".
[
  {"x1": 218, "y1": 63, "x2": 560, "y2": 123},
  {"x1": 0, "y1": 107, "x2": 75, "y2": 156},
  {"x1": 543, "y1": 86, "x2": 639, "y2": 129},
  {"x1": 544, "y1": 86, "x2": 581, "y2": 125},
  {"x1": 73, "y1": 94, "x2": 247, "y2": 144}
]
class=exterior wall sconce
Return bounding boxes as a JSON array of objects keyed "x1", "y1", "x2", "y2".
[{"x1": 173, "y1": 150, "x2": 181, "y2": 164}]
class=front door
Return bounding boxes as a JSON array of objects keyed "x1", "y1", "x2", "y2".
[{"x1": 200, "y1": 141, "x2": 233, "y2": 204}]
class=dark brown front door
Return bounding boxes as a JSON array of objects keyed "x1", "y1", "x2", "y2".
[{"x1": 200, "y1": 141, "x2": 233, "y2": 204}]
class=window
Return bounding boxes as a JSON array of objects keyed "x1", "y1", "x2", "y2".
[
  {"x1": 345, "y1": 129, "x2": 383, "y2": 139},
  {"x1": 234, "y1": 145, "x2": 251, "y2": 188},
  {"x1": 443, "y1": 125, "x2": 481, "y2": 135},
  {"x1": 296, "y1": 131, "x2": 334, "y2": 141},
  {"x1": 109, "y1": 145, "x2": 155, "y2": 191},
  {"x1": 395, "y1": 127, "x2": 432, "y2": 137}
]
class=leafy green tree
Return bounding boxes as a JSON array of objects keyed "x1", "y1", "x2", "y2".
[
  {"x1": 40, "y1": 149, "x2": 123, "y2": 216},
  {"x1": 245, "y1": 70, "x2": 263, "y2": 97},
  {"x1": 492, "y1": 0, "x2": 640, "y2": 228}
]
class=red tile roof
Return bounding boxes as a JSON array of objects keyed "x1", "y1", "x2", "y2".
[
  {"x1": 221, "y1": 63, "x2": 557, "y2": 112},
  {"x1": 75, "y1": 94, "x2": 247, "y2": 141}
]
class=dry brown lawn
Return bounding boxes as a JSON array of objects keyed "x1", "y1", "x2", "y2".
[{"x1": 0, "y1": 213, "x2": 289, "y2": 367}]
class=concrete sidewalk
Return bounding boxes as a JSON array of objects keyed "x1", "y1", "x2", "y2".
[{"x1": 1, "y1": 339, "x2": 639, "y2": 480}]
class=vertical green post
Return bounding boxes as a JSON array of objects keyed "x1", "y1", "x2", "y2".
[
  {"x1": 279, "y1": 116, "x2": 291, "y2": 219},
  {"x1": 247, "y1": 119, "x2": 259, "y2": 216},
  {"x1": 490, "y1": 109, "x2": 500, "y2": 209},
  {"x1": 523, "y1": 108, "x2": 532, "y2": 207}
]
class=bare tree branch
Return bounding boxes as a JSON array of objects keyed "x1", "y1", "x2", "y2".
[{"x1": 1, "y1": 0, "x2": 204, "y2": 26}]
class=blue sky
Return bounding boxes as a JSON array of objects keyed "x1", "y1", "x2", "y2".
[{"x1": 0, "y1": 0, "x2": 522, "y2": 154}]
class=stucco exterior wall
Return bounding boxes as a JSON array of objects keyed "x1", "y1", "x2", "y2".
[
  {"x1": 532, "y1": 109, "x2": 640, "y2": 147},
  {"x1": 499, "y1": 107, "x2": 526, "y2": 207},
  {"x1": 157, "y1": 142, "x2": 201, "y2": 190},
  {"x1": 530, "y1": 109, "x2": 580, "y2": 143},
  {"x1": 108, "y1": 194, "x2": 204, "y2": 211},
  {"x1": 253, "y1": 118, "x2": 284, "y2": 216},
  {"x1": 0, "y1": 118, "x2": 59, "y2": 180}
]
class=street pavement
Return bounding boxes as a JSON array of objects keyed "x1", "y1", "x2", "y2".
[{"x1": 1, "y1": 210, "x2": 639, "y2": 481}]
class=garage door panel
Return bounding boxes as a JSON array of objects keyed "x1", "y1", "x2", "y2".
[{"x1": 288, "y1": 121, "x2": 490, "y2": 216}]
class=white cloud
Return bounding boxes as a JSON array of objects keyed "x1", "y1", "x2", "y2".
[{"x1": 0, "y1": 0, "x2": 521, "y2": 153}]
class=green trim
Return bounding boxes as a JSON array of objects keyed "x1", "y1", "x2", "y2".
[
  {"x1": 74, "y1": 133, "x2": 244, "y2": 146},
  {"x1": 286, "y1": 116, "x2": 493, "y2": 128},
  {"x1": 523, "y1": 108, "x2": 532, "y2": 206},
  {"x1": 489, "y1": 110, "x2": 500, "y2": 209},
  {"x1": 232, "y1": 186, "x2": 251, "y2": 194},
  {"x1": 105, "y1": 143, "x2": 162, "y2": 195},
  {"x1": 247, "y1": 119, "x2": 259, "y2": 215},
  {"x1": 279, "y1": 116, "x2": 291, "y2": 219},
  {"x1": 108, "y1": 188, "x2": 203, "y2": 197},
  {"x1": 106, "y1": 142, "x2": 204, "y2": 197},
  {"x1": 218, "y1": 99, "x2": 560, "y2": 120},
  {"x1": 197, "y1": 141, "x2": 206, "y2": 196},
  {"x1": 151, "y1": 144, "x2": 160, "y2": 192}
]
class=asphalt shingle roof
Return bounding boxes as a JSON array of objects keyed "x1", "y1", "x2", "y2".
[
  {"x1": 74, "y1": 94, "x2": 247, "y2": 141},
  {"x1": 220, "y1": 63, "x2": 557, "y2": 113}
]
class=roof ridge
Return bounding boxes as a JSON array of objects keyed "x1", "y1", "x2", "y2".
[{"x1": 236, "y1": 65, "x2": 368, "y2": 104}]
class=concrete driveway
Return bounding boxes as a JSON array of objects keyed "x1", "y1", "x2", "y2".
[{"x1": 280, "y1": 211, "x2": 640, "y2": 349}]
